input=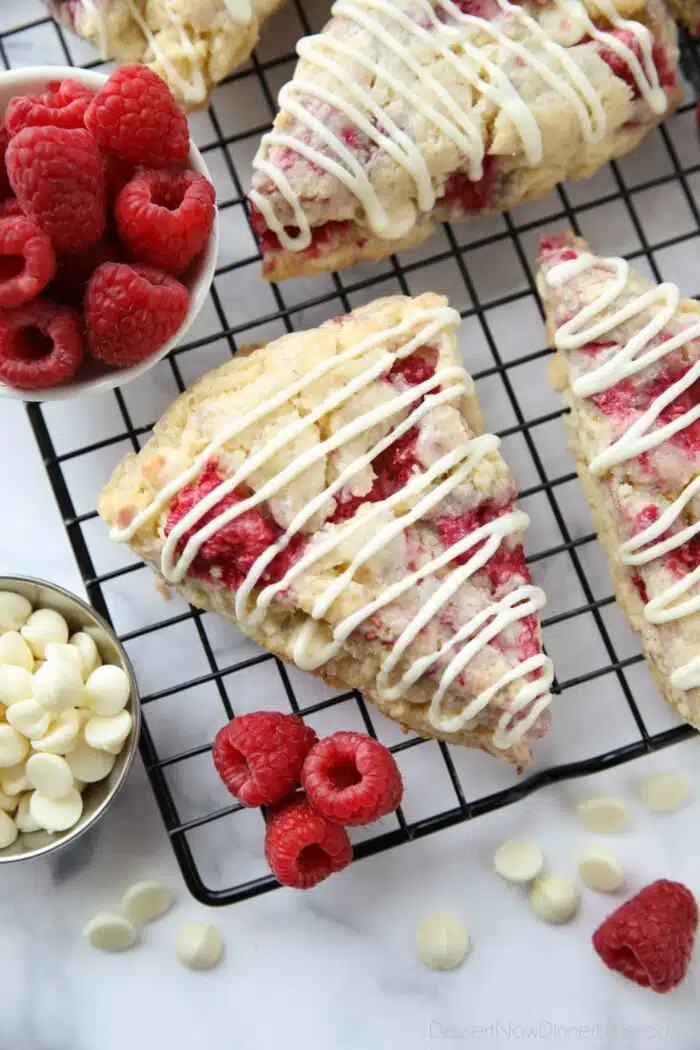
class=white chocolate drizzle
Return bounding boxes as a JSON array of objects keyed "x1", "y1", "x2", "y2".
[
  {"x1": 111, "y1": 306, "x2": 552, "y2": 746},
  {"x1": 546, "y1": 252, "x2": 700, "y2": 691},
  {"x1": 249, "y1": 0, "x2": 667, "y2": 250}
]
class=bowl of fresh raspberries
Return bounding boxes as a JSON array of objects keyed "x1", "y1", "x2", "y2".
[{"x1": 0, "y1": 64, "x2": 218, "y2": 401}]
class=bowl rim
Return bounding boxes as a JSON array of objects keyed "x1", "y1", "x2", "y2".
[
  {"x1": 0, "y1": 573, "x2": 142, "y2": 864},
  {"x1": 0, "y1": 65, "x2": 220, "y2": 403}
]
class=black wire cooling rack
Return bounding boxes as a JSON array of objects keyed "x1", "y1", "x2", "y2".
[{"x1": 6, "y1": 3, "x2": 700, "y2": 905}]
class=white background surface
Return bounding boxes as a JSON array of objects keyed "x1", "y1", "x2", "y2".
[{"x1": 2, "y1": 1, "x2": 700, "y2": 1048}]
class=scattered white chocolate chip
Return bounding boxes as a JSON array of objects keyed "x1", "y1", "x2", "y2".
[
  {"x1": 175, "y1": 921, "x2": 223, "y2": 971},
  {"x1": 416, "y1": 911, "x2": 469, "y2": 971},
  {"x1": 15, "y1": 793, "x2": 41, "y2": 832},
  {"x1": 6, "y1": 698, "x2": 51, "y2": 740},
  {"x1": 32, "y1": 708, "x2": 80, "y2": 755},
  {"x1": 26, "y1": 753, "x2": 74, "y2": 800},
  {"x1": 32, "y1": 660, "x2": 84, "y2": 713},
  {"x1": 530, "y1": 875, "x2": 580, "y2": 925},
  {"x1": 122, "y1": 881, "x2": 174, "y2": 923},
  {"x1": 84, "y1": 710, "x2": 132, "y2": 753},
  {"x1": 0, "y1": 724, "x2": 29, "y2": 768},
  {"x1": 84, "y1": 665, "x2": 130, "y2": 717},
  {"x1": 0, "y1": 809, "x2": 17, "y2": 849},
  {"x1": 83, "y1": 912, "x2": 137, "y2": 953},
  {"x1": 66, "y1": 739, "x2": 116, "y2": 783},
  {"x1": 21, "y1": 609, "x2": 69, "y2": 658},
  {"x1": 641, "y1": 772, "x2": 690, "y2": 814},
  {"x1": 493, "y1": 840, "x2": 544, "y2": 884},
  {"x1": 0, "y1": 591, "x2": 32, "y2": 632},
  {"x1": 44, "y1": 642, "x2": 84, "y2": 676},
  {"x1": 69, "y1": 632, "x2": 101, "y2": 679},
  {"x1": 576, "y1": 795, "x2": 628, "y2": 834},
  {"x1": 577, "y1": 846, "x2": 623, "y2": 893},
  {"x1": 30, "y1": 788, "x2": 82, "y2": 832},
  {"x1": 0, "y1": 788, "x2": 17, "y2": 812},
  {"x1": 0, "y1": 631, "x2": 34, "y2": 671},
  {"x1": 1, "y1": 765, "x2": 30, "y2": 796},
  {"x1": 0, "y1": 665, "x2": 33, "y2": 705}
]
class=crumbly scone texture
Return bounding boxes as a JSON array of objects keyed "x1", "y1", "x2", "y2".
[
  {"x1": 538, "y1": 235, "x2": 700, "y2": 728},
  {"x1": 250, "y1": 0, "x2": 681, "y2": 280},
  {"x1": 99, "y1": 293, "x2": 550, "y2": 766},
  {"x1": 47, "y1": 0, "x2": 283, "y2": 111},
  {"x1": 664, "y1": 0, "x2": 699, "y2": 29}
]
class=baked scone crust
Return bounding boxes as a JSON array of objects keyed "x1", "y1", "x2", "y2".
[
  {"x1": 538, "y1": 234, "x2": 700, "y2": 729},
  {"x1": 99, "y1": 294, "x2": 553, "y2": 766}
]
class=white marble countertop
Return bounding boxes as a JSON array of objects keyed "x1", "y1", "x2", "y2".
[{"x1": 1, "y1": 397, "x2": 700, "y2": 1050}]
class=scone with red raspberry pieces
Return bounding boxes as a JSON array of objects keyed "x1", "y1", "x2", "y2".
[
  {"x1": 537, "y1": 233, "x2": 700, "y2": 729},
  {"x1": 249, "y1": 0, "x2": 681, "y2": 280},
  {"x1": 99, "y1": 293, "x2": 554, "y2": 768}
]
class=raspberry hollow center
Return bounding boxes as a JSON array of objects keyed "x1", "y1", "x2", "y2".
[
  {"x1": 16, "y1": 324, "x2": 54, "y2": 360},
  {"x1": 297, "y1": 843, "x2": 333, "y2": 875},
  {"x1": 0, "y1": 255, "x2": 25, "y2": 282},
  {"x1": 152, "y1": 182, "x2": 188, "y2": 212},
  {"x1": 328, "y1": 759, "x2": 363, "y2": 791}
]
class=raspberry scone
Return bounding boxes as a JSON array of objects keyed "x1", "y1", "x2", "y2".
[
  {"x1": 538, "y1": 234, "x2": 700, "y2": 728},
  {"x1": 249, "y1": 0, "x2": 681, "y2": 280},
  {"x1": 98, "y1": 294, "x2": 553, "y2": 766},
  {"x1": 46, "y1": 0, "x2": 283, "y2": 111}
]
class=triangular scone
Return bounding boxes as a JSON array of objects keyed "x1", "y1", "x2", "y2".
[
  {"x1": 538, "y1": 234, "x2": 700, "y2": 728},
  {"x1": 47, "y1": 0, "x2": 282, "y2": 111},
  {"x1": 248, "y1": 0, "x2": 681, "y2": 280},
  {"x1": 99, "y1": 294, "x2": 553, "y2": 766}
]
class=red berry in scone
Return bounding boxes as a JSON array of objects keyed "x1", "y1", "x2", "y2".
[
  {"x1": 5, "y1": 78, "x2": 94, "y2": 137},
  {"x1": 6, "y1": 125, "x2": 106, "y2": 252},
  {"x1": 0, "y1": 298, "x2": 83, "y2": 390},
  {"x1": 84, "y1": 261, "x2": 188, "y2": 367},
  {"x1": 212, "y1": 711, "x2": 318, "y2": 807},
  {"x1": 84, "y1": 65, "x2": 190, "y2": 169},
  {"x1": 115, "y1": 169, "x2": 216, "y2": 275},
  {"x1": 593, "y1": 879, "x2": 698, "y2": 992},
  {"x1": 302, "y1": 731, "x2": 403, "y2": 826},
  {"x1": 264, "y1": 794, "x2": 353, "y2": 889},
  {"x1": 0, "y1": 217, "x2": 55, "y2": 309}
]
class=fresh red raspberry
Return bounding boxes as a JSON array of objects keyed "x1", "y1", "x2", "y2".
[
  {"x1": 593, "y1": 879, "x2": 698, "y2": 993},
  {"x1": 6, "y1": 126, "x2": 106, "y2": 252},
  {"x1": 84, "y1": 261, "x2": 189, "y2": 367},
  {"x1": 212, "y1": 711, "x2": 318, "y2": 807},
  {"x1": 0, "y1": 298, "x2": 83, "y2": 390},
  {"x1": 102, "y1": 153, "x2": 133, "y2": 206},
  {"x1": 115, "y1": 169, "x2": 216, "y2": 275},
  {"x1": 0, "y1": 198, "x2": 24, "y2": 219},
  {"x1": 0, "y1": 217, "x2": 55, "y2": 308},
  {"x1": 84, "y1": 65, "x2": 190, "y2": 169},
  {"x1": 302, "y1": 731, "x2": 403, "y2": 826},
  {"x1": 264, "y1": 794, "x2": 353, "y2": 889},
  {"x1": 5, "y1": 78, "x2": 93, "y2": 137},
  {"x1": 0, "y1": 124, "x2": 9, "y2": 199},
  {"x1": 51, "y1": 238, "x2": 124, "y2": 307}
]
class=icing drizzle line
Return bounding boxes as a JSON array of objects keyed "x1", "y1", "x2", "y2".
[
  {"x1": 249, "y1": 0, "x2": 667, "y2": 251},
  {"x1": 111, "y1": 305, "x2": 552, "y2": 747},
  {"x1": 546, "y1": 253, "x2": 700, "y2": 692}
]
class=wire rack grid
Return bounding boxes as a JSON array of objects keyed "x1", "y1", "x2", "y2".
[{"x1": 5, "y1": 1, "x2": 700, "y2": 905}]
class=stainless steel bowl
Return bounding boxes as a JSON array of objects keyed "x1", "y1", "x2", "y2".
[{"x1": 0, "y1": 576, "x2": 141, "y2": 863}]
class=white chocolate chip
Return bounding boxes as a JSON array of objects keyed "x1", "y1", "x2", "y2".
[
  {"x1": 84, "y1": 710, "x2": 132, "y2": 754},
  {"x1": 122, "y1": 881, "x2": 174, "y2": 923},
  {"x1": 0, "y1": 788, "x2": 17, "y2": 812},
  {"x1": 32, "y1": 708, "x2": 80, "y2": 755},
  {"x1": 530, "y1": 876, "x2": 580, "y2": 925},
  {"x1": 15, "y1": 793, "x2": 41, "y2": 832},
  {"x1": 69, "y1": 632, "x2": 101, "y2": 680},
  {"x1": 84, "y1": 665, "x2": 130, "y2": 717},
  {"x1": 0, "y1": 631, "x2": 34, "y2": 671},
  {"x1": 30, "y1": 788, "x2": 82, "y2": 832},
  {"x1": 21, "y1": 609, "x2": 69, "y2": 658},
  {"x1": 577, "y1": 846, "x2": 623, "y2": 893},
  {"x1": 6, "y1": 698, "x2": 51, "y2": 740},
  {"x1": 66, "y1": 739, "x2": 115, "y2": 783},
  {"x1": 0, "y1": 591, "x2": 32, "y2": 632},
  {"x1": 44, "y1": 642, "x2": 84, "y2": 676},
  {"x1": 641, "y1": 772, "x2": 690, "y2": 814},
  {"x1": 416, "y1": 911, "x2": 469, "y2": 971},
  {"x1": 0, "y1": 665, "x2": 33, "y2": 705},
  {"x1": 0, "y1": 809, "x2": 17, "y2": 849},
  {"x1": 175, "y1": 921, "x2": 223, "y2": 970},
  {"x1": 576, "y1": 795, "x2": 628, "y2": 834},
  {"x1": 493, "y1": 840, "x2": 544, "y2": 883},
  {"x1": 0, "y1": 724, "x2": 29, "y2": 768},
  {"x1": 32, "y1": 660, "x2": 84, "y2": 713},
  {"x1": 26, "y1": 753, "x2": 74, "y2": 800},
  {"x1": 83, "y1": 912, "x2": 137, "y2": 952},
  {"x1": 1, "y1": 764, "x2": 30, "y2": 796}
]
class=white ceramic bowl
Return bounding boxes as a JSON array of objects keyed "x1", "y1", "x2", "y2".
[{"x1": 0, "y1": 66, "x2": 219, "y2": 402}]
